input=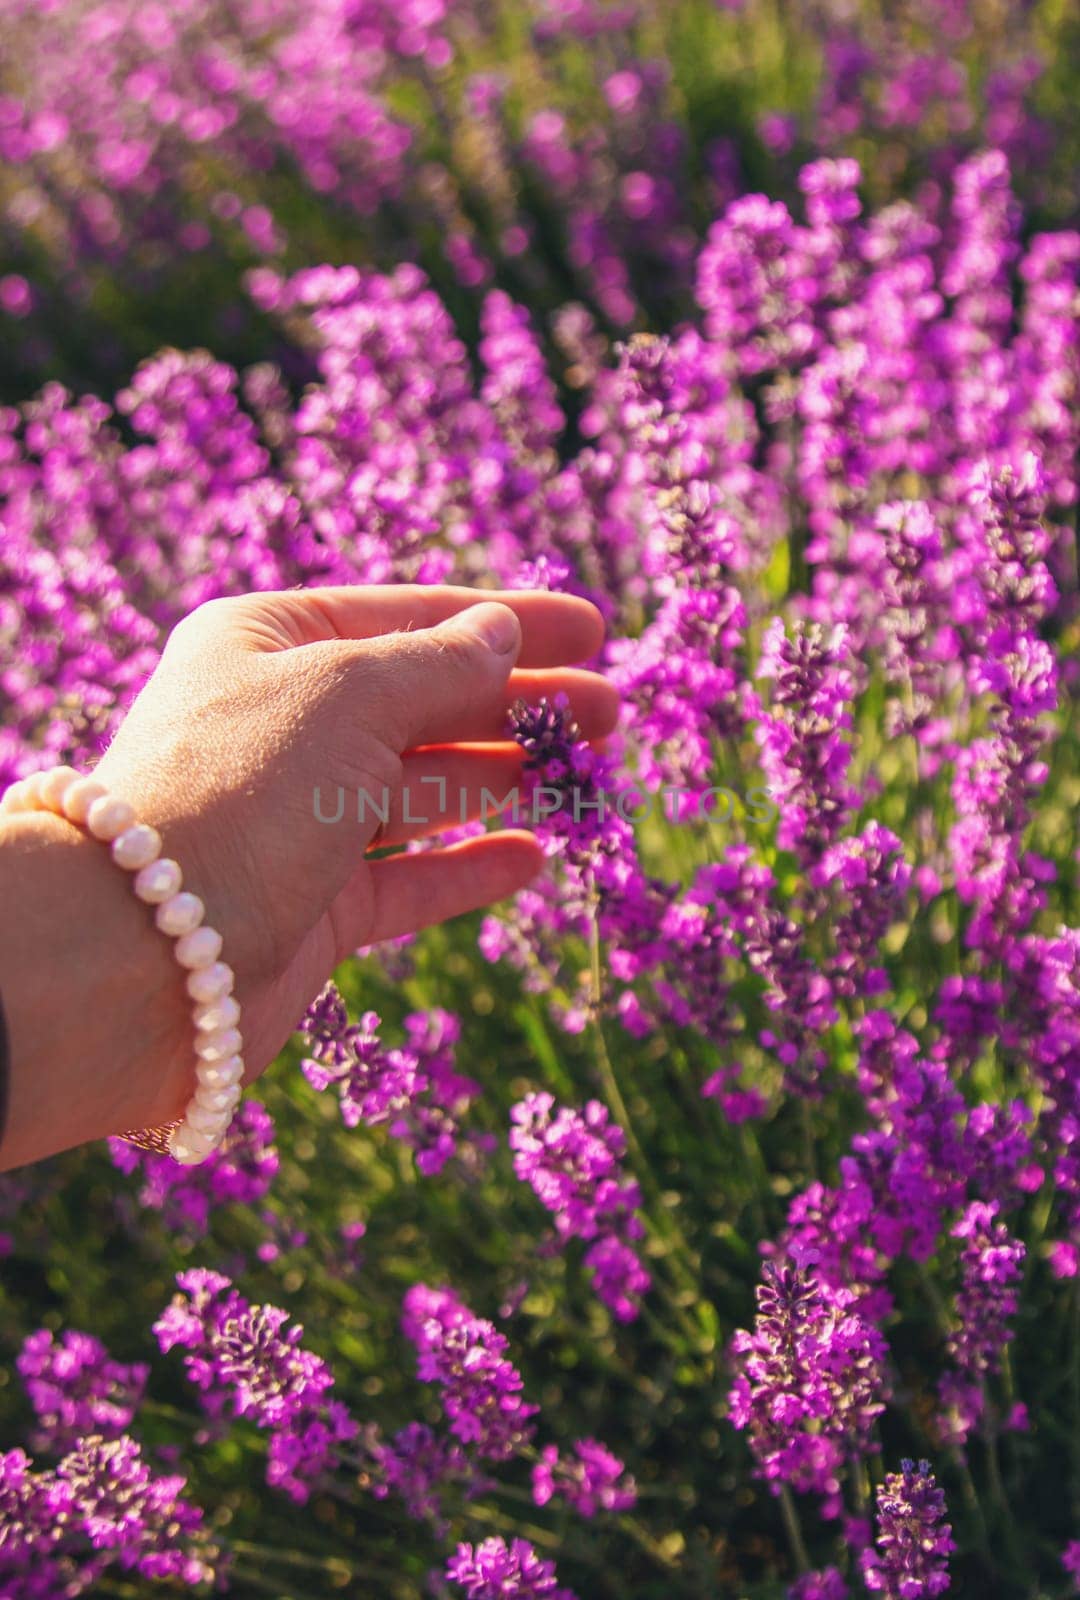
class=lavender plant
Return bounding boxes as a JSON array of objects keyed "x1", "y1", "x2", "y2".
[{"x1": 2, "y1": 4, "x2": 1080, "y2": 1596}]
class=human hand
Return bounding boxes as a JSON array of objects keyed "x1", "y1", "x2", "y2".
[{"x1": 86, "y1": 585, "x2": 615, "y2": 1131}]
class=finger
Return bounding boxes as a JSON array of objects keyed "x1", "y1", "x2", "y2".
[
  {"x1": 340, "y1": 602, "x2": 618, "y2": 752},
  {"x1": 202, "y1": 585, "x2": 605, "y2": 665},
  {"x1": 340, "y1": 831, "x2": 545, "y2": 953},
  {"x1": 376, "y1": 745, "x2": 526, "y2": 846},
  {"x1": 417, "y1": 668, "x2": 619, "y2": 747}
]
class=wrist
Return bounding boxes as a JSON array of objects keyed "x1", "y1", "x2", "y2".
[{"x1": 0, "y1": 807, "x2": 192, "y2": 1169}]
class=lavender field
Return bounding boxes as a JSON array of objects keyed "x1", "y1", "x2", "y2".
[{"x1": 1, "y1": 1, "x2": 1079, "y2": 1596}]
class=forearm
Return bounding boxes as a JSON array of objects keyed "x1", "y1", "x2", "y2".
[{"x1": 0, "y1": 808, "x2": 192, "y2": 1171}]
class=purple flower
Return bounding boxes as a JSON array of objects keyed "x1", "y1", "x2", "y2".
[
  {"x1": 1063, "y1": 1541, "x2": 1080, "y2": 1590},
  {"x1": 480, "y1": 290, "x2": 564, "y2": 458},
  {"x1": 790, "y1": 1571, "x2": 849, "y2": 1600},
  {"x1": 1, "y1": 1446, "x2": 79, "y2": 1599},
  {"x1": 55, "y1": 1434, "x2": 215, "y2": 1584},
  {"x1": 810, "y1": 823, "x2": 912, "y2": 996},
  {"x1": 299, "y1": 986, "x2": 422, "y2": 1128},
  {"x1": 508, "y1": 693, "x2": 624, "y2": 867},
  {"x1": 729, "y1": 1262, "x2": 890, "y2": 1506},
  {"x1": 531, "y1": 1438, "x2": 637, "y2": 1516},
  {"x1": 108, "y1": 1099, "x2": 279, "y2": 1236},
  {"x1": 400, "y1": 1008, "x2": 484, "y2": 1176},
  {"x1": 510, "y1": 1093, "x2": 634, "y2": 1241},
  {"x1": 582, "y1": 1233, "x2": 653, "y2": 1325},
  {"x1": 0, "y1": 1438, "x2": 219, "y2": 1597},
  {"x1": 935, "y1": 1200, "x2": 1025, "y2": 1445},
  {"x1": 446, "y1": 1536, "x2": 577, "y2": 1599},
  {"x1": 510, "y1": 1092, "x2": 650, "y2": 1321},
  {"x1": 17, "y1": 1329, "x2": 148, "y2": 1457},
  {"x1": 372, "y1": 1422, "x2": 478, "y2": 1531},
  {"x1": 782, "y1": 1176, "x2": 892, "y2": 1322},
  {"x1": 946, "y1": 1201, "x2": 1025, "y2": 1380},
  {"x1": 299, "y1": 985, "x2": 478, "y2": 1172},
  {"x1": 153, "y1": 1269, "x2": 356, "y2": 1502},
  {"x1": 609, "y1": 330, "x2": 752, "y2": 586},
  {"x1": 401, "y1": 1285, "x2": 538, "y2": 1461},
  {"x1": 608, "y1": 585, "x2": 746, "y2": 786},
  {"x1": 697, "y1": 195, "x2": 820, "y2": 376},
  {"x1": 861, "y1": 1459, "x2": 954, "y2": 1598},
  {"x1": 752, "y1": 619, "x2": 858, "y2": 864}
]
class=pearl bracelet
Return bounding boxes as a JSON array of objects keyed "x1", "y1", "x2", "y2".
[{"x1": 0, "y1": 766, "x2": 243, "y2": 1165}]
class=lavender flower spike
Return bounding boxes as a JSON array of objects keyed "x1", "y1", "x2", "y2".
[
  {"x1": 861, "y1": 1459, "x2": 954, "y2": 1598},
  {"x1": 446, "y1": 1536, "x2": 578, "y2": 1599}
]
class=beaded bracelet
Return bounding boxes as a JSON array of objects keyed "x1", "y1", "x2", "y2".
[{"x1": 0, "y1": 766, "x2": 243, "y2": 1165}]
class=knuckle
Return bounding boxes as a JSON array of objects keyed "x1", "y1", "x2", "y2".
[
  {"x1": 354, "y1": 737, "x2": 404, "y2": 797},
  {"x1": 164, "y1": 594, "x2": 245, "y2": 653}
]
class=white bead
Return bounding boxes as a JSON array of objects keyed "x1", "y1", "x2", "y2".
[
  {"x1": 185, "y1": 1102, "x2": 228, "y2": 1137},
  {"x1": 19, "y1": 773, "x2": 48, "y2": 809},
  {"x1": 133, "y1": 857, "x2": 182, "y2": 904},
  {"x1": 194, "y1": 1082, "x2": 241, "y2": 1113},
  {"x1": 194, "y1": 996, "x2": 240, "y2": 1033},
  {"x1": 174, "y1": 1123, "x2": 217, "y2": 1158},
  {"x1": 111, "y1": 823, "x2": 162, "y2": 871},
  {"x1": 155, "y1": 891, "x2": 204, "y2": 937},
  {"x1": 38, "y1": 767, "x2": 80, "y2": 811},
  {"x1": 176, "y1": 1117, "x2": 212, "y2": 1143},
  {"x1": 169, "y1": 1136, "x2": 204, "y2": 1166},
  {"x1": 198, "y1": 1078, "x2": 242, "y2": 1107},
  {"x1": 188, "y1": 1111, "x2": 226, "y2": 1142},
  {"x1": 174, "y1": 924, "x2": 222, "y2": 969},
  {"x1": 186, "y1": 962, "x2": 234, "y2": 1004},
  {"x1": 197, "y1": 1054, "x2": 244, "y2": 1090},
  {"x1": 0, "y1": 779, "x2": 32, "y2": 814},
  {"x1": 87, "y1": 794, "x2": 136, "y2": 842},
  {"x1": 60, "y1": 776, "x2": 108, "y2": 824},
  {"x1": 195, "y1": 1025, "x2": 242, "y2": 1062}
]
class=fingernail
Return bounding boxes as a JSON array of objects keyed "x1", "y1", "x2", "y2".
[{"x1": 447, "y1": 603, "x2": 520, "y2": 656}]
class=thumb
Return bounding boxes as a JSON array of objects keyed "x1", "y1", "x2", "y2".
[{"x1": 356, "y1": 601, "x2": 523, "y2": 751}]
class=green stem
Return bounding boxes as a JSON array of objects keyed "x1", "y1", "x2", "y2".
[
  {"x1": 902, "y1": 673, "x2": 921, "y2": 793},
  {"x1": 229, "y1": 1562, "x2": 330, "y2": 1600},
  {"x1": 779, "y1": 1484, "x2": 811, "y2": 1576},
  {"x1": 915, "y1": 1260, "x2": 953, "y2": 1340},
  {"x1": 228, "y1": 1536, "x2": 350, "y2": 1574},
  {"x1": 587, "y1": 892, "x2": 649, "y2": 1178},
  {"x1": 799, "y1": 1099, "x2": 818, "y2": 1185},
  {"x1": 953, "y1": 1451, "x2": 994, "y2": 1570},
  {"x1": 738, "y1": 1120, "x2": 770, "y2": 1242},
  {"x1": 138, "y1": 1397, "x2": 201, "y2": 1429},
  {"x1": 984, "y1": 1419, "x2": 1008, "y2": 1516},
  {"x1": 850, "y1": 1451, "x2": 871, "y2": 1521},
  {"x1": 231, "y1": 1539, "x2": 375, "y2": 1581},
  {"x1": 466, "y1": 1499, "x2": 563, "y2": 1549},
  {"x1": 618, "y1": 1513, "x2": 685, "y2": 1573},
  {"x1": 586, "y1": 887, "x2": 709, "y2": 1351},
  {"x1": 1000, "y1": 1344, "x2": 1017, "y2": 1412},
  {"x1": 981, "y1": 1412, "x2": 1026, "y2": 1582}
]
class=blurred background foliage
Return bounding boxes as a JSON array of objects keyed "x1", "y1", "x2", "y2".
[{"x1": 0, "y1": 0, "x2": 1078, "y2": 402}]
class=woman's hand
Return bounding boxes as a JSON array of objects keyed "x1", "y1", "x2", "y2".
[{"x1": 0, "y1": 586, "x2": 616, "y2": 1167}]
